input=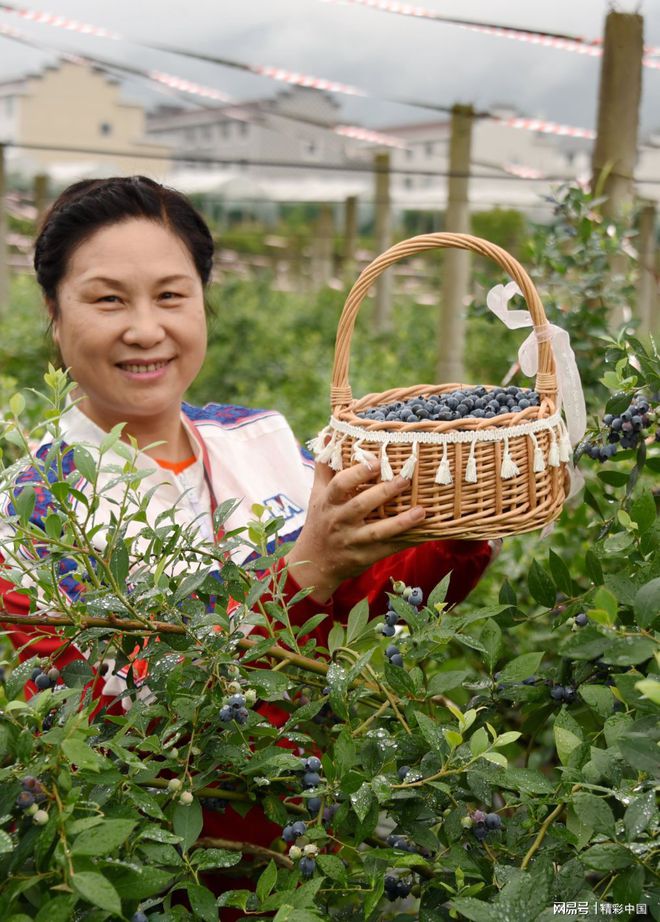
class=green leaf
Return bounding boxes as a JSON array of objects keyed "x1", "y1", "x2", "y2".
[
  {"x1": 480, "y1": 751, "x2": 507, "y2": 768},
  {"x1": 173, "y1": 797, "x2": 203, "y2": 851},
  {"x1": 71, "y1": 871, "x2": 121, "y2": 914},
  {"x1": 427, "y1": 670, "x2": 469, "y2": 695},
  {"x1": 633, "y1": 578, "x2": 660, "y2": 628},
  {"x1": 597, "y1": 470, "x2": 629, "y2": 487},
  {"x1": 585, "y1": 549, "x2": 604, "y2": 586},
  {"x1": 558, "y1": 626, "x2": 608, "y2": 660},
  {"x1": 554, "y1": 725, "x2": 582, "y2": 766},
  {"x1": 572, "y1": 793, "x2": 615, "y2": 836},
  {"x1": 34, "y1": 896, "x2": 78, "y2": 922},
  {"x1": 548, "y1": 549, "x2": 573, "y2": 595},
  {"x1": 630, "y1": 489, "x2": 656, "y2": 534},
  {"x1": 498, "y1": 652, "x2": 544, "y2": 685},
  {"x1": 617, "y1": 732, "x2": 660, "y2": 774},
  {"x1": 581, "y1": 844, "x2": 633, "y2": 871},
  {"x1": 479, "y1": 619, "x2": 502, "y2": 673},
  {"x1": 450, "y1": 898, "x2": 493, "y2": 922},
  {"x1": 601, "y1": 635, "x2": 657, "y2": 666},
  {"x1": 61, "y1": 738, "x2": 106, "y2": 772},
  {"x1": 634, "y1": 677, "x2": 660, "y2": 705},
  {"x1": 109, "y1": 542, "x2": 129, "y2": 587},
  {"x1": 13, "y1": 485, "x2": 35, "y2": 524},
  {"x1": 187, "y1": 883, "x2": 218, "y2": 922},
  {"x1": 191, "y1": 848, "x2": 242, "y2": 870},
  {"x1": 528, "y1": 560, "x2": 556, "y2": 608},
  {"x1": 623, "y1": 790, "x2": 656, "y2": 841},
  {"x1": 498, "y1": 767, "x2": 554, "y2": 795},
  {"x1": 579, "y1": 684, "x2": 614, "y2": 718},
  {"x1": 591, "y1": 587, "x2": 618, "y2": 622},
  {"x1": 316, "y1": 854, "x2": 347, "y2": 882},
  {"x1": 0, "y1": 829, "x2": 13, "y2": 855},
  {"x1": 492, "y1": 731, "x2": 522, "y2": 748},
  {"x1": 73, "y1": 445, "x2": 98, "y2": 483},
  {"x1": 383, "y1": 661, "x2": 416, "y2": 698},
  {"x1": 469, "y1": 726, "x2": 489, "y2": 757},
  {"x1": 428, "y1": 572, "x2": 452, "y2": 609},
  {"x1": 71, "y1": 819, "x2": 136, "y2": 856},
  {"x1": 257, "y1": 859, "x2": 278, "y2": 903},
  {"x1": 327, "y1": 623, "x2": 345, "y2": 655},
  {"x1": 346, "y1": 599, "x2": 369, "y2": 644},
  {"x1": 61, "y1": 659, "x2": 95, "y2": 688}
]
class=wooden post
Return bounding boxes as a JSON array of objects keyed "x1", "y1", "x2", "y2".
[
  {"x1": 373, "y1": 152, "x2": 392, "y2": 333},
  {"x1": 343, "y1": 195, "x2": 358, "y2": 286},
  {"x1": 33, "y1": 173, "x2": 49, "y2": 229},
  {"x1": 637, "y1": 202, "x2": 658, "y2": 336},
  {"x1": 436, "y1": 104, "x2": 473, "y2": 383},
  {"x1": 0, "y1": 145, "x2": 9, "y2": 319},
  {"x1": 310, "y1": 204, "x2": 334, "y2": 289},
  {"x1": 591, "y1": 12, "x2": 643, "y2": 330},
  {"x1": 591, "y1": 12, "x2": 643, "y2": 220}
]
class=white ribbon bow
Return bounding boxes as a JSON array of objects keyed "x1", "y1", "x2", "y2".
[{"x1": 486, "y1": 281, "x2": 587, "y2": 447}]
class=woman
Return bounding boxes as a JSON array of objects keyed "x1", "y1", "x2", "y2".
[{"x1": 0, "y1": 176, "x2": 494, "y2": 908}]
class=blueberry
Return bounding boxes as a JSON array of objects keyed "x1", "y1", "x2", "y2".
[
  {"x1": 219, "y1": 705, "x2": 233, "y2": 722},
  {"x1": 307, "y1": 796, "x2": 322, "y2": 815},
  {"x1": 227, "y1": 694, "x2": 246, "y2": 709},
  {"x1": 303, "y1": 772, "x2": 321, "y2": 788},
  {"x1": 397, "y1": 879, "x2": 413, "y2": 898},
  {"x1": 563, "y1": 686, "x2": 577, "y2": 703},
  {"x1": 397, "y1": 765, "x2": 411, "y2": 781},
  {"x1": 22, "y1": 776, "x2": 38, "y2": 790},
  {"x1": 235, "y1": 707, "x2": 249, "y2": 724},
  {"x1": 381, "y1": 624, "x2": 396, "y2": 637},
  {"x1": 484, "y1": 812, "x2": 501, "y2": 830},
  {"x1": 305, "y1": 756, "x2": 322, "y2": 773},
  {"x1": 35, "y1": 673, "x2": 52, "y2": 691},
  {"x1": 16, "y1": 790, "x2": 35, "y2": 810},
  {"x1": 385, "y1": 644, "x2": 400, "y2": 658},
  {"x1": 291, "y1": 820, "x2": 307, "y2": 837},
  {"x1": 473, "y1": 825, "x2": 489, "y2": 841},
  {"x1": 282, "y1": 824, "x2": 296, "y2": 843},
  {"x1": 31, "y1": 667, "x2": 43, "y2": 682},
  {"x1": 132, "y1": 913, "x2": 149, "y2": 922},
  {"x1": 299, "y1": 856, "x2": 316, "y2": 879},
  {"x1": 522, "y1": 676, "x2": 537, "y2": 686},
  {"x1": 385, "y1": 612, "x2": 399, "y2": 627},
  {"x1": 550, "y1": 685, "x2": 565, "y2": 701},
  {"x1": 389, "y1": 654, "x2": 404, "y2": 667},
  {"x1": 575, "y1": 612, "x2": 589, "y2": 627},
  {"x1": 408, "y1": 587, "x2": 423, "y2": 606}
]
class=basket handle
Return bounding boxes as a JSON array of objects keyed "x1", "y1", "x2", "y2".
[{"x1": 331, "y1": 232, "x2": 556, "y2": 410}]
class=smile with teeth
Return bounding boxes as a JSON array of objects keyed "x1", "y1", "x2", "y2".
[{"x1": 118, "y1": 360, "x2": 171, "y2": 374}]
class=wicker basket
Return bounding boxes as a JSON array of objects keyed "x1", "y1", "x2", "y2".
[{"x1": 310, "y1": 232, "x2": 571, "y2": 542}]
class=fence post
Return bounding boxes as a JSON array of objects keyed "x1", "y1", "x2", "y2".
[
  {"x1": 373, "y1": 151, "x2": 392, "y2": 333},
  {"x1": 591, "y1": 11, "x2": 643, "y2": 330},
  {"x1": 310, "y1": 204, "x2": 334, "y2": 289},
  {"x1": 436, "y1": 104, "x2": 473, "y2": 383},
  {"x1": 0, "y1": 145, "x2": 9, "y2": 318},
  {"x1": 637, "y1": 202, "x2": 658, "y2": 336},
  {"x1": 343, "y1": 194, "x2": 358, "y2": 286},
  {"x1": 33, "y1": 173, "x2": 49, "y2": 228}
]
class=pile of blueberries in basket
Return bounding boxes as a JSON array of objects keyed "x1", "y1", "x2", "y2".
[{"x1": 356, "y1": 385, "x2": 541, "y2": 423}]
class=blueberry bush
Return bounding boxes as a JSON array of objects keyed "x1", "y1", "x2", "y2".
[{"x1": 0, "y1": 185, "x2": 658, "y2": 920}]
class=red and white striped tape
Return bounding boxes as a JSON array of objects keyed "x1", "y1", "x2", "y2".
[
  {"x1": 320, "y1": 0, "x2": 660, "y2": 66},
  {"x1": 0, "y1": 1, "x2": 120, "y2": 39},
  {"x1": 495, "y1": 116, "x2": 595, "y2": 140},
  {"x1": 250, "y1": 65, "x2": 365, "y2": 96},
  {"x1": 147, "y1": 71, "x2": 233, "y2": 104},
  {"x1": 335, "y1": 124, "x2": 408, "y2": 147}
]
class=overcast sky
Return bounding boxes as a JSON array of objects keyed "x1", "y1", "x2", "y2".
[{"x1": 1, "y1": 0, "x2": 659, "y2": 134}]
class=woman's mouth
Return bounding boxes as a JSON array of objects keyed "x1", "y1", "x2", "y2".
[{"x1": 116, "y1": 359, "x2": 173, "y2": 378}]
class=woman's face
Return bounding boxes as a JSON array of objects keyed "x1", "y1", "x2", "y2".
[{"x1": 51, "y1": 218, "x2": 208, "y2": 433}]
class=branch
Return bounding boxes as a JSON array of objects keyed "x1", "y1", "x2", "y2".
[{"x1": 194, "y1": 836, "x2": 293, "y2": 869}]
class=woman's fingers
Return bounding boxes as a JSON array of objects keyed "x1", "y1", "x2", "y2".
[
  {"x1": 353, "y1": 504, "x2": 426, "y2": 545},
  {"x1": 325, "y1": 457, "x2": 380, "y2": 504},
  {"x1": 341, "y1": 474, "x2": 413, "y2": 521}
]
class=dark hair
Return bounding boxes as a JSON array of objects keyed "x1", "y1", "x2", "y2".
[{"x1": 34, "y1": 176, "x2": 215, "y2": 315}]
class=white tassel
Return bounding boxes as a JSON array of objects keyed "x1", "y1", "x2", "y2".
[
  {"x1": 548, "y1": 430, "x2": 560, "y2": 468},
  {"x1": 559, "y1": 424, "x2": 572, "y2": 463},
  {"x1": 399, "y1": 441, "x2": 418, "y2": 480},
  {"x1": 380, "y1": 441, "x2": 394, "y2": 481},
  {"x1": 500, "y1": 436, "x2": 520, "y2": 480},
  {"x1": 316, "y1": 429, "x2": 337, "y2": 464},
  {"x1": 352, "y1": 440, "x2": 373, "y2": 467},
  {"x1": 329, "y1": 435, "x2": 346, "y2": 472},
  {"x1": 307, "y1": 425, "x2": 330, "y2": 456},
  {"x1": 465, "y1": 439, "x2": 478, "y2": 484},
  {"x1": 434, "y1": 442, "x2": 452, "y2": 485},
  {"x1": 530, "y1": 431, "x2": 546, "y2": 473}
]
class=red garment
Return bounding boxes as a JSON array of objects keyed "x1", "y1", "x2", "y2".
[{"x1": 1, "y1": 539, "x2": 491, "y2": 918}]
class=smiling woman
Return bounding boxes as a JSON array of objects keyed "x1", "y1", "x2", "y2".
[{"x1": 0, "y1": 175, "x2": 495, "y2": 917}]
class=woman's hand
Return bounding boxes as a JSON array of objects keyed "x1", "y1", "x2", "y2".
[{"x1": 285, "y1": 455, "x2": 426, "y2": 603}]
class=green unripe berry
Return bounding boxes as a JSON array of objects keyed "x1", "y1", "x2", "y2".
[
  {"x1": 303, "y1": 843, "x2": 319, "y2": 857},
  {"x1": 245, "y1": 688, "x2": 257, "y2": 706},
  {"x1": 227, "y1": 681, "x2": 242, "y2": 694},
  {"x1": 33, "y1": 809, "x2": 49, "y2": 825},
  {"x1": 179, "y1": 791, "x2": 194, "y2": 806},
  {"x1": 288, "y1": 845, "x2": 302, "y2": 860},
  {"x1": 461, "y1": 815, "x2": 473, "y2": 829},
  {"x1": 167, "y1": 778, "x2": 183, "y2": 792}
]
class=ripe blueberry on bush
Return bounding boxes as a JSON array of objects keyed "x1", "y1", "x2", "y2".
[
  {"x1": 575, "y1": 612, "x2": 589, "y2": 627},
  {"x1": 408, "y1": 587, "x2": 423, "y2": 607},
  {"x1": 16, "y1": 791, "x2": 35, "y2": 810},
  {"x1": 385, "y1": 644, "x2": 404, "y2": 667},
  {"x1": 299, "y1": 856, "x2": 316, "y2": 879},
  {"x1": 303, "y1": 771, "x2": 321, "y2": 789},
  {"x1": 397, "y1": 765, "x2": 411, "y2": 782},
  {"x1": 485, "y1": 813, "x2": 502, "y2": 830},
  {"x1": 580, "y1": 394, "x2": 655, "y2": 460},
  {"x1": 307, "y1": 796, "x2": 322, "y2": 815},
  {"x1": 132, "y1": 913, "x2": 149, "y2": 922},
  {"x1": 384, "y1": 874, "x2": 414, "y2": 902}
]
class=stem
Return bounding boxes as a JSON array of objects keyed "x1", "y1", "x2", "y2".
[
  {"x1": 194, "y1": 836, "x2": 293, "y2": 869},
  {"x1": 520, "y1": 801, "x2": 565, "y2": 870}
]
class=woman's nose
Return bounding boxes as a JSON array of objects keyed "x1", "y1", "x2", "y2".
[{"x1": 121, "y1": 303, "x2": 166, "y2": 347}]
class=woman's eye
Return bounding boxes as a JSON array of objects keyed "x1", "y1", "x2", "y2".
[
  {"x1": 159, "y1": 292, "x2": 181, "y2": 301},
  {"x1": 97, "y1": 295, "x2": 121, "y2": 303}
]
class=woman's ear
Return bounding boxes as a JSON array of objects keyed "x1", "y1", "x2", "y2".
[{"x1": 46, "y1": 299, "x2": 59, "y2": 344}]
